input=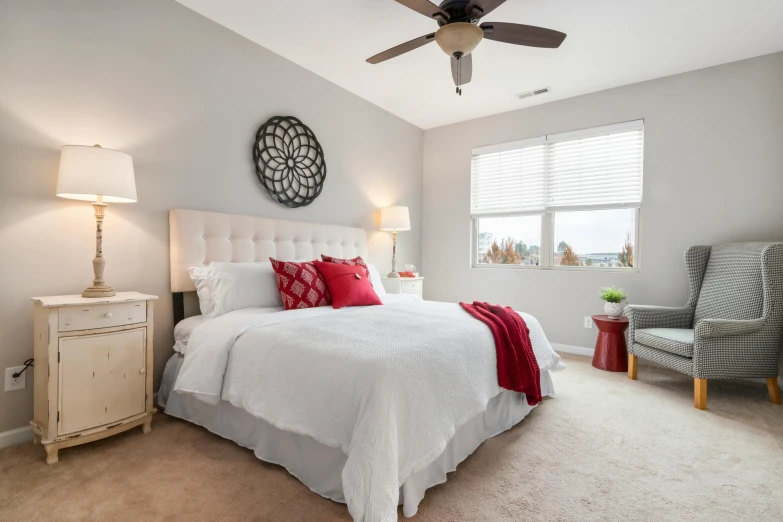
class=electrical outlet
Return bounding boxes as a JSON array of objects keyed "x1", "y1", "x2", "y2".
[
  {"x1": 5, "y1": 366, "x2": 26, "y2": 392},
  {"x1": 584, "y1": 316, "x2": 593, "y2": 329}
]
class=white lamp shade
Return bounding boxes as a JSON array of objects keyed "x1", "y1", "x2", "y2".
[
  {"x1": 380, "y1": 205, "x2": 411, "y2": 231},
  {"x1": 56, "y1": 145, "x2": 137, "y2": 203}
]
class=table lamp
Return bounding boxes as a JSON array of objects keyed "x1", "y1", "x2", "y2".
[
  {"x1": 56, "y1": 144, "x2": 136, "y2": 298},
  {"x1": 380, "y1": 205, "x2": 411, "y2": 278}
]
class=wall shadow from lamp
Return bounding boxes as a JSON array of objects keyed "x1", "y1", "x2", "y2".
[
  {"x1": 56, "y1": 144, "x2": 137, "y2": 298},
  {"x1": 380, "y1": 205, "x2": 411, "y2": 278}
]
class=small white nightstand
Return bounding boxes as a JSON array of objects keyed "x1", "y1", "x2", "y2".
[
  {"x1": 30, "y1": 292, "x2": 157, "y2": 464},
  {"x1": 381, "y1": 277, "x2": 424, "y2": 298}
]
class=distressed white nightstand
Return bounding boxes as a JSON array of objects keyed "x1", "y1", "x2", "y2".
[
  {"x1": 29, "y1": 292, "x2": 157, "y2": 464},
  {"x1": 381, "y1": 277, "x2": 424, "y2": 298}
]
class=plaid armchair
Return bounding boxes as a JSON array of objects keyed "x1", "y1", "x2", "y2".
[{"x1": 625, "y1": 243, "x2": 783, "y2": 410}]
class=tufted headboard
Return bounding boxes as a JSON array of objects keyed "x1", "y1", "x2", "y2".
[{"x1": 169, "y1": 209, "x2": 369, "y2": 320}]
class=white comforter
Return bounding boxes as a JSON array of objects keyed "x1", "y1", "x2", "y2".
[{"x1": 174, "y1": 296, "x2": 563, "y2": 521}]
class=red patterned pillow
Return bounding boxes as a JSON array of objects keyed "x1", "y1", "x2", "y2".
[
  {"x1": 313, "y1": 261, "x2": 382, "y2": 309},
  {"x1": 320, "y1": 255, "x2": 370, "y2": 278},
  {"x1": 269, "y1": 258, "x2": 331, "y2": 310}
]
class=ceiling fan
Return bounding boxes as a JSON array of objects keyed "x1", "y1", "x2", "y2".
[{"x1": 366, "y1": 0, "x2": 567, "y2": 95}]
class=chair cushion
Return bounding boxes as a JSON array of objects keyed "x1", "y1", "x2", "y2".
[
  {"x1": 635, "y1": 328, "x2": 694, "y2": 358},
  {"x1": 694, "y1": 243, "x2": 765, "y2": 323}
]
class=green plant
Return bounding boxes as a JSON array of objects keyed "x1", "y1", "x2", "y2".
[{"x1": 599, "y1": 286, "x2": 628, "y2": 303}]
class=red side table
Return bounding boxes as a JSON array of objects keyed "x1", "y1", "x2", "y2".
[{"x1": 591, "y1": 315, "x2": 629, "y2": 372}]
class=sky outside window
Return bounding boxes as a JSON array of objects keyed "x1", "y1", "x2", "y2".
[
  {"x1": 554, "y1": 209, "x2": 634, "y2": 254},
  {"x1": 477, "y1": 216, "x2": 541, "y2": 248}
]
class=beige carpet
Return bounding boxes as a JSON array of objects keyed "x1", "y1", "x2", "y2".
[{"x1": 2, "y1": 353, "x2": 782, "y2": 521}]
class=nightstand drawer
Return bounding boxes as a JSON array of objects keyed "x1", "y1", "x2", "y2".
[
  {"x1": 59, "y1": 302, "x2": 147, "y2": 332},
  {"x1": 400, "y1": 279, "x2": 422, "y2": 293},
  {"x1": 381, "y1": 276, "x2": 424, "y2": 296}
]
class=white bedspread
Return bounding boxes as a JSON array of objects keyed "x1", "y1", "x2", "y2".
[{"x1": 174, "y1": 296, "x2": 563, "y2": 521}]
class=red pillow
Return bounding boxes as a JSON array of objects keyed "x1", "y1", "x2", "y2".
[
  {"x1": 320, "y1": 255, "x2": 371, "y2": 278},
  {"x1": 313, "y1": 261, "x2": 382, "y2": 309},
  {"x1": 269, "y1": 258, "x2": 331, "y2": 310}
]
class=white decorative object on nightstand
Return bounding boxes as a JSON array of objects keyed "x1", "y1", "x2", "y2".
[
  {"x1": 381, "y1": 276, "x2": 424, "y2": 298},
  {"x1": 29, "y1": 292, "x2": 157, "y2": 464},
  {"x1": 380, "y1": 205, "x2": 411, "y2": 278}
]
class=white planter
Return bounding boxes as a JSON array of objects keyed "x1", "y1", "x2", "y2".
[{"x1": 604, "y1": 301, "x2": 625, "y2": 318}]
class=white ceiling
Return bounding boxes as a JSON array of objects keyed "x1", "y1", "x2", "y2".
[{"x1": 177, "y1": 0, "x2": 783, "y2": 129}]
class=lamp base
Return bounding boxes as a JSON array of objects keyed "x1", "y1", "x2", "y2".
[
  {"x1": 387, "y1": 272, "x2": 400, "y2": 278},
  {"x1": 83, "y1": 198, "x2": 115, "y2": 298},
  {"x1": 82, "y1": 284, "x2": 115, "y2": 298}
]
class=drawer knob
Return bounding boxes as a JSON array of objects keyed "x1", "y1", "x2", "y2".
[
  {"x1": 104, "y1": 313, "x2": 113, "y2": 319},
  {"x1": 139, "y1": 368, "x2": 146, "y2": 374}
]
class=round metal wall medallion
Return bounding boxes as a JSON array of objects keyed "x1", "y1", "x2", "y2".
[{"x1": 252, "y1": 116, "x2": 326, "y2": 208}]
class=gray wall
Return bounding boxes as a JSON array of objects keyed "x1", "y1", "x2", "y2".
[
  {"x1": 0, "y1": 0, "x2": 423, "y2": 433},
  {"x1": 423, "y1": 52, "x2": 783, "y2": 352}
]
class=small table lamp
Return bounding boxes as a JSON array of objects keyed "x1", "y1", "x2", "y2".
[
  {"x1": 380, "y1": 205, "x2": 411, "y2": 278},
  {"x1": 56, "y1": 145, "x2": 136, "y2": 298}
]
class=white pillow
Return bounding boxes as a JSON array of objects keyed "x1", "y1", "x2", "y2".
[
  {"x1": 188, "y1": 266, "x2": 215, "y2": 318},
  {"x1": 173, "y1": 314, "x2": 207, "y2": 353},
  {"x1": 366, "y1": 263, "x2": 386, "y2": 297},
  {"x1": 208, "y1": 261, "x2": 282, "y2": 317}
]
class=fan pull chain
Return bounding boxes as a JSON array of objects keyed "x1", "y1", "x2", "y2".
[{"x1": 456, "y1": 54, "x2": 462, "y2": 96}]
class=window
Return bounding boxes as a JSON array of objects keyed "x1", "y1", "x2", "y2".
[
  {"x1": 472, "y1": 120, "x2": 643, "y2": 269},
  {"x1": 553, "y1": 209, "x2": 635, "y2": 268},
  {"x1": 477, "y1": 216, "x2": 541, "y2": 266}
]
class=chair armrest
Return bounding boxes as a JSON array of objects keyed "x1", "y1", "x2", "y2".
[
  {"x1": 694, "y1": 318, "x2": 765, "y2": 339},
  {"x1": 625, "y1": 305, "x2": 694, "y2": 348},
  {"x1": 624, "y1": 305, "x2": 694, "y2": 330},
  {"x1": 693, "y1": 317, "x2": 778, "y2": 379}
]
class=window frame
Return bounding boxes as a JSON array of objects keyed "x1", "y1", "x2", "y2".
[
  {"x1": 470, "y1": 120, "x2": 643, "y2": 272},
  {"x1": 470, "y1": 208, "x2": 641, "y2": 272}
]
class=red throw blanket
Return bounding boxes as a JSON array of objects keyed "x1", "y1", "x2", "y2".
[{"x1": 460, "y1": 301, "x2": 542, "y2": 406}]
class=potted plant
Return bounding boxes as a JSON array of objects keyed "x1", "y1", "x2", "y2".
[{"x1": 599, "y1": 286, "x2": 628, "y2": 318}]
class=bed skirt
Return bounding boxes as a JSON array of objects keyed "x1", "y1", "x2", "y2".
[{"x1": 159, "y1": 353, "x2": 555, "y2": 518}]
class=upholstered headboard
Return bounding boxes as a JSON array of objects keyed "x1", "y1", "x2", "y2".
[{"x1": 169, "y1": 208, "x2": 369, "y2": 319}]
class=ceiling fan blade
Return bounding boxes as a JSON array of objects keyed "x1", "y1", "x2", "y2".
[
  {"x1": 395, "y1": 0, "x2": 450, "y2": 21},
  {"x1": 465, "y1": 0, "x2": 506, "y2": 18},
  {"x1": 366, "y1": 33, "x2": 436, "y2": 64},
  {"x1": 451, "y1": 54, "x2": 473, "y2": 86},
  {"x1": 481, "y1": 22, "x2": 567, "y2": 48}
]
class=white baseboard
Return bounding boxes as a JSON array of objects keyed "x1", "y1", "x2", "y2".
[
  {"x1": 551, "y1": 342, "x2": 594, "y2": 357},
  {"x1": 0, "y1": 425, "x2": 32, "y2": 449}
]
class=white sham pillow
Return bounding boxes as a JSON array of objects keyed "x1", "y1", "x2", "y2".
[
  {"x1": 208, "y1": 261, "x2": 282, "y2": 317},
  {"x1": 366, "y1": 262, "x2": 386, "y2": 297},
  {"x1": 173, "y1": 314, "x2": 207, "y2": 353},
  {"x1": 188, "y1": 266, "x2": 216, "y2": 318}
]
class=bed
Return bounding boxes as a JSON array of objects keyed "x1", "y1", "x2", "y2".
[{"x1": 160, "y1": 209, "x2": 564, "y2": 521}]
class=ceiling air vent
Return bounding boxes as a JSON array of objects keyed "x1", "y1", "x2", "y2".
[{"x1": 517, "y1": 86, "x2": 552, "y2": 100}]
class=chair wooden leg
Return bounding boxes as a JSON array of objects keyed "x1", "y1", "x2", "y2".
[
  {"x1": 627, "y1": 354, "x2": 638, "y2": 380},
  {"x1": 694, "y1": 378, "x2": 707, "y2": 410},
  {"x1": 767, "y1": 378, "x2": 781, "y2": 405}
]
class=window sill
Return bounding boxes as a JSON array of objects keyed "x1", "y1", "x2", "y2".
[{"x1": 472, "y1": 264, "x2": 639, "y2": 273}]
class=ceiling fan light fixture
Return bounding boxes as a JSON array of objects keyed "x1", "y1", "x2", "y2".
[{"x1": 435, "y1": 22, "x2": 483, "y2": 57}]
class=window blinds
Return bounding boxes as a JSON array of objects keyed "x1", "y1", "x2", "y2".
[
  {"x1": 470, "y1": 137, "x2": 546, "y2": 216},
  {"x1": 546, "y1": 120, "x2": 643, "y2": 210},
  {"x1": 470, "y1": 120, "x2": 643, "y2": 216}
]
